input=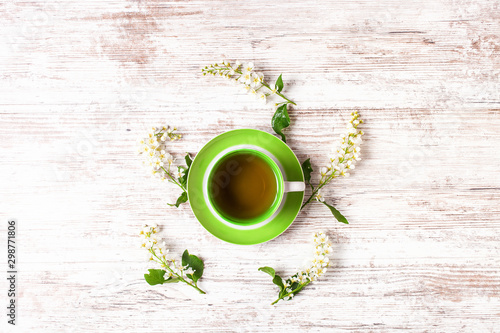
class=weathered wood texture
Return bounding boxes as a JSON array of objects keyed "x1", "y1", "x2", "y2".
[{"x1": 1, "y1": 0, "x2": 499, "y2": 332}]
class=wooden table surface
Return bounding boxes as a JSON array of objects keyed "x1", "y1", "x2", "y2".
[{"x1": 1, "y1": 0, "x2": 499, "y2": 332}]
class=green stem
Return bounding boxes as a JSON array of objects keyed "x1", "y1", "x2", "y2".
[
  {"x1": 187, "y1": 282, "x2": 206, "y2": 294},
  {"x1": 160, "y1": 166, "x2": 186, "y2": 192},
  {"x1": 300, "y1": 185, "x2": 322, "y2": 210},
  {"x1": 260, "y1": 81, "x2": 296, "y2": 105},
  {"x1": 301, "y1": 171, "x2": 338, "y2": 210},
  {"x1": 271, "y1": 280, "x2": 311, "y2": 305}
]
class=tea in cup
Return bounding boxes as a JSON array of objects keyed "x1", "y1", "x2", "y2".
[{"x1": 204, "y1": 145, "x2": 305, "y2": 226}]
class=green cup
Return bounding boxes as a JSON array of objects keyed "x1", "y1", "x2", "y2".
[{"x1": 203, "y1": 145, "x2": 305, "y2": 229}]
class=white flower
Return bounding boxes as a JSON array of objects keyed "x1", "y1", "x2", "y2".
[
  {"x1": 153, "y1": 159, "x2": 163, "y2": 170},
  {"x1": 239, "y1": 71, "x2": 252, "y2": 85},
  {"x1": 172, "y1": 265, "x2": 182, "y2": 275},
  {"x1": 243, "y1": 62, "x2": 254, "y2": 73},
  {"x1": 250, "y1": 72, "x2": 263, "y2": 87},
  {"x1": 314, "y1": 232, "x2": 327, "y2": 244},
  {"x1": 154, "y1": 240, "x2": 166, "y2": 252},
  {"x1": 314, "y1": 190, "x2": 325, "y2": 202},
  {"x1": 147, "y1": 149, "x2": 158, "y2": 160},
  {"x1": 257, "y1": 92, "x2": 266, "y2": 104},
  {"x1": 143, "y1": 240, "x2": 153, "y2": 249},
  {"x1": 147, "y1": 137, "x2": 158, "y2": 147},
  {"x1": 255, "y1": 72, "x2": 264, "y2": 82},
  {"x1": 298, "y1": 274, "x2": 308, "y2": 283},
  {"x1": 324, "y1": 242, "x2": 333, "y2": 253},
  {"x1": 314, "y1": 254, "x2": 329, "y2": 268},
  {"x1": 164, "y1": 153, "x2": 174, "y2": 165},
  {"x1": 158, "y1": 150, "x2": 167, "y2": 160}
]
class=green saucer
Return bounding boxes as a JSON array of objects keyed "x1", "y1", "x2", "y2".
[{"x1": 187, "y1": 129, "x2": 304, "y2": 245}]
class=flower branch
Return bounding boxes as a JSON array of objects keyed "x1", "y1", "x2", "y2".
[
  {"x1": 300, "y1": 112, "x2": 364, "y2": 223},
  {"x1": 202, "y1": 60, "x2": 295, "y2": 142},
  {"x1": 137, "y1": 126, "x2": 192, "y2": 207},
  {"x1": 140, "y1": 224, "x2": 206, "y2": 294},
  {"x1": 259, "y1": 232, "x2": 332, "y2": 305}
]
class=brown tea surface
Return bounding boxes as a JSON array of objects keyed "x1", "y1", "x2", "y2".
[{"x1": 209, "y1": 153, "x2": 278, "y2": 221}]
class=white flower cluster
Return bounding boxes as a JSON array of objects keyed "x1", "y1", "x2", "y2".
[
  {"x1": 202, "y1": 60, "x2": 267, "y2": 104},
  {"x1": 281, "y1": 232, "x2": 333, "y2": 300},
  {"x1": 140, "y1": 224, "x2": 194, "y2": 277},
  {"x1": 315, "y1": 111, "x2": 363, "y2": 201},
  {"x1": 137, "y1": 126, "x2": 181, "y2": 182}
]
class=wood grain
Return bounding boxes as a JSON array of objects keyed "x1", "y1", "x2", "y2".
[{"x1": 1, "y1": 0, "x2": 499, "y2": 332}]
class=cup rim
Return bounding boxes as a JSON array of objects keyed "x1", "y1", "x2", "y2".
[{"x1": 202, "y1": 144, "x2": 287, "y2": 230}]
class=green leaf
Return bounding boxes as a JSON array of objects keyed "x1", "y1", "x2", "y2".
[
  {"x1": 275, "y1": 74, "x2": 284, "y2": 93},
  {"x1": 144, "y1": 269, "x2": 167, "y2": 286},
  {"x1": 185, "y1": 154, "x2": 193, "y2": 168},
  {"x1": 258, "y1": 266, "x2": 276, "y2": 277},
  {"x1": 178, "y1": 153, "x2": 192, "y2": 188},
  {"x1": 167, "y1": 191, "x2": 188, "y2": 208},
  {"x1": 301, "y1": 158, "x2": 314, "y2": 190},
  {"x1": 182, "y1": 249, "x2": 190, "y2": 266},
  {"x1": 182, "y1": 249, "x2": 204, "y2": 283},
  {"x1": 323, "y1": 202, "x2": 349, "y2": 224},
  {"x1": 271, "y1": 104, "x2": 291, "y2": 143},
  {"x1": 274, "y1": 275, "x2": 285, "y2": 295},
  {"x1": 259, "y1": 266, "x2": 284, "y2": 292},
  {"x1": 167, "y1": 153, "x2": 192, "y2": 208},
  {"x1": 290, "y1": 281, "x2": 308, "y2": 296},
  {"x1": 189, "y1": 255, "x2": 204, "y2": 282}
]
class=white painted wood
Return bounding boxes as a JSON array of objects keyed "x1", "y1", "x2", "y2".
[{"x1": 1, "y1": 0, "x2": 499, "y2": 331}]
